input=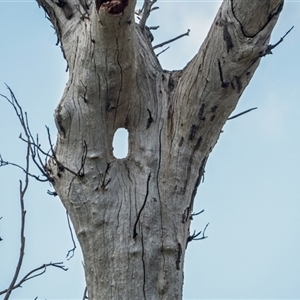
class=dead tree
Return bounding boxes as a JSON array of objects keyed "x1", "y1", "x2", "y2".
[{"x1": 7, "y1": 0, "x2": 286, "y2": 299}]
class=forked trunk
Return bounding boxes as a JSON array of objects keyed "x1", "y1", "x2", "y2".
[{"x1": 36, "y1": 0, "x2": 283, "y2": 298}]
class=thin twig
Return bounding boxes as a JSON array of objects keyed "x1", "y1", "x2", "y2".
[
  {"x1": 153, "y1": 29, "x2": 190, "y2": 50},
  {"x1": 82, "y1": 286, "x2": 88, "y2": 300},
  {"x1": 262, "y1": 26, "x2": 294, "y2": 56},
  {"x1": 0, "y1": 155, "x2": 48, "y2": 182},
  {"x1": 138, "y1": 0, "x2": 157, "y2": 30},
  {"x1": 0, "y1": 85, "x2": 86, "y2": 181},
  {"x1": 191, "y1": 209, "x2": 204, "y2": 218},
  {"x1": 187, "y1": 223, "x2": 209, "y2": 245},
  {"x1": 228, "y1": 107, "x2": 257, "y2": 120},
  {"x1": 3, "y1": 127, "x2": 30, "y2": 300},
  {"x1": 0, "y1": 262, "x2": 68, "y2": 296},
  {"x1": 156, "y1": 46, "x2": 170, "y2": 57}
]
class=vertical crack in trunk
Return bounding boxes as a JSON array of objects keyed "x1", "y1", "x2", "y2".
[
  {"x1": 141, "y1": 230, "x2": 146, "y2": 299},
  {"x1": 133, "y1": 172, "x2": 151, "y2": 238}
]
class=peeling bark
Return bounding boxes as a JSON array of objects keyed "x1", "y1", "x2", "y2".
[{"x1": 35, "y1": 0, "x2": 284, "y2": 299}]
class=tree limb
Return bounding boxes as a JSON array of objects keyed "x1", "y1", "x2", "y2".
[
  {"x1": 262, "y1": 26, "x2": 294, "y2": 56},
  {"x1": 153, "y1": 29, "x2": 190, "y2": 50},
  {"x1": 228, "y1": 107, "x2": 257, "y2": 120},
  {"x1": 138, "y1": 0, "x2": 158, "y2": 30}
]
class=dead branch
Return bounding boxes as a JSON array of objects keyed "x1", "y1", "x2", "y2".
[
  {"x1": 3, "y1": 123, "x2": 30, "y2": 300},
  {"x1": 262, "y1": 26, "x2": 294, "y2": 56},
  {"x1": 228, "y1": 107, "x2": 257, "y2": 120},
  {"x1": 0, "y1": 92, "x2": 68, "y2": 297},
  {"x1": 153, "y1": 29, "x2": 190, "y2": 50},
  {"x1": 0, "y1": 85, "x2": 87, "y2": 180},
  {"x1": 0, "y1": 262, "x2": 68, "y2": 296},
  {"x1": 138, "y1": 0, "x2": 158, "y2": 30},
  {"x1": 156, "y1": 46, "x2": 170, "y2": 57},
  {"x1": 190, "y1": 209, "x2": 205, "y2": 220},
  {"x1": 186, "y1": 223, "x2": 209, "y2": 245}
]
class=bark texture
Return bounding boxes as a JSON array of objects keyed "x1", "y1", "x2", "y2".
[{"x1": 36, "y1": 0, "x2": 284, "y2": 298}]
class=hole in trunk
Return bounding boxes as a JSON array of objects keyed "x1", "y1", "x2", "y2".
[{"x1": 113, "y1": 128, "x2": 129, "y2": 159}]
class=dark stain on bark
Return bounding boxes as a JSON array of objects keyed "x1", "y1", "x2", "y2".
[
  {"x1": 223, "y1": 24, "x2": 234, "y2": 52},
  {"x1": 194, "y1": 136, "x2": 202, "y2": 151},
  {"x1": 55, "y1": 0, "x2": 73, "y2": 19},
  {"x1": 189, "y1": 125, "x2": 198, "y2": 141},
  {"x1": 179, "y1": 137, "x2": 184, "y2": 147},
  {"x1": 167, "y1": 105, "x2": 173, "y2": 120},
  {"x1": 234, "y1": 75, "x2": 242, "y2": 93},
  {"x1": 218, "y1": 59, "x2": 229, "y2": 88},
  {"x1": 210, "y1": 115, "x2": 216, "y2": 122},
  {"x1": 198, "y1": 103, "x2": 205, "y2": 120},
  {"x1": 55, "y1": 104, "x2": 66, "y2": 138},
  {"x1": 168, "y1": 76, "x2": 175, "y2": 91},
  {"x1": 210, "y1": 105, "x2": 218, "y2": 113}
]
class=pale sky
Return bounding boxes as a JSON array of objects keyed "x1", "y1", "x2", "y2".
[{"x1": 0, "y1": 1, "x2": 300, "y2": 299}]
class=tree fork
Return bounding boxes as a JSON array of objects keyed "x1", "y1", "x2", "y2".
[{"x1": 35, "y1": 0, "x2": 284, "y2": 298}]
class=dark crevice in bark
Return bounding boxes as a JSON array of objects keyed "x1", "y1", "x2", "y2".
[
  {"x1": 133, "y1": 172, "x2": 151, "y2": 238},
  {"x1": 188, "y1": 125, "x2": 198, "y2": 141},
  {"x1": 222, "y1": 22, "x2": 234, "y2": 53},
  {"x1": 141, "y1": 231, "x2": 146, "y2": 299},
  {"x1": 176, "y1": 243, "x2": 182, "y2": 270},
  {"x1": 146, "y1": 109, "x2": 153, "y2": 129},
  {"x1": 198, "y1": 103, "x2": 205, "y2": 121},
  {"x1": 230, "y1": 0, "x2": 284, "y2": 38},
  {"x1": 54, "y1": 0, "x2": 74, "y2": 19},
  {"x1": 217, "y1": 59, "x2": 229, "y2": 88}
]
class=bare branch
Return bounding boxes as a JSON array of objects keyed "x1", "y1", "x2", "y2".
[
  {"x1": 0, "y1": 262, "x2": 68, "y2": 296},
  {"x1": 228, "y1": 107, "x2": 257, "y2": 120},
  {"x1": 187, "y1": 223, "x2": 209, "y2": 245},
  {"x1": 0, "y1": 155, "x2": 48, "y2": 182},
  {"x1": 3, "y1": 126, "x2": 30, "y2": 299},
  {"x1": 0, "y1": 85, "x2": 69, "y2": 298},
  {"x1": 262, "y1": 26, "x2": 294, "y2": 56},
  {"x1": 190, "y1": 209, "x2": 205, "y2": 219},
  {"x1": 156, "y1": 46, "x2": 170, "y2": 57},
  {"x1": 138, "y1": 0, "x2": 158, "y2": 30},
  {"x1": 148, "y1": 26, "x2": 159, "y2": 31},
  {"x1": 153, "y1": 29, "x2": 190, "y2": 50},
  {"x1": 0, "y1": 85, "x2": 87, "y2": 180}
]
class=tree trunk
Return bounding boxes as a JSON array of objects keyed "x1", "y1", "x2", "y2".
[{"x1": 36, "y1": 0, "x2": 283, "y2": 298}]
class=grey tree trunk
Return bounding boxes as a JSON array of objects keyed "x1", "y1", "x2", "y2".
[{"x1": 36, "y1": 0, "x2": 284, "y2": 298}]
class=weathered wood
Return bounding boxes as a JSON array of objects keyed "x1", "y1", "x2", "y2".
[{"x1": 36, "y1": 0, "x2": 284, "y2": 298}]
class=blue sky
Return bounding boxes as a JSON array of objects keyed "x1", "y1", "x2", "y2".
[{"x1": 0, "y1": 1, "x2": 300, "y2": 299}]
